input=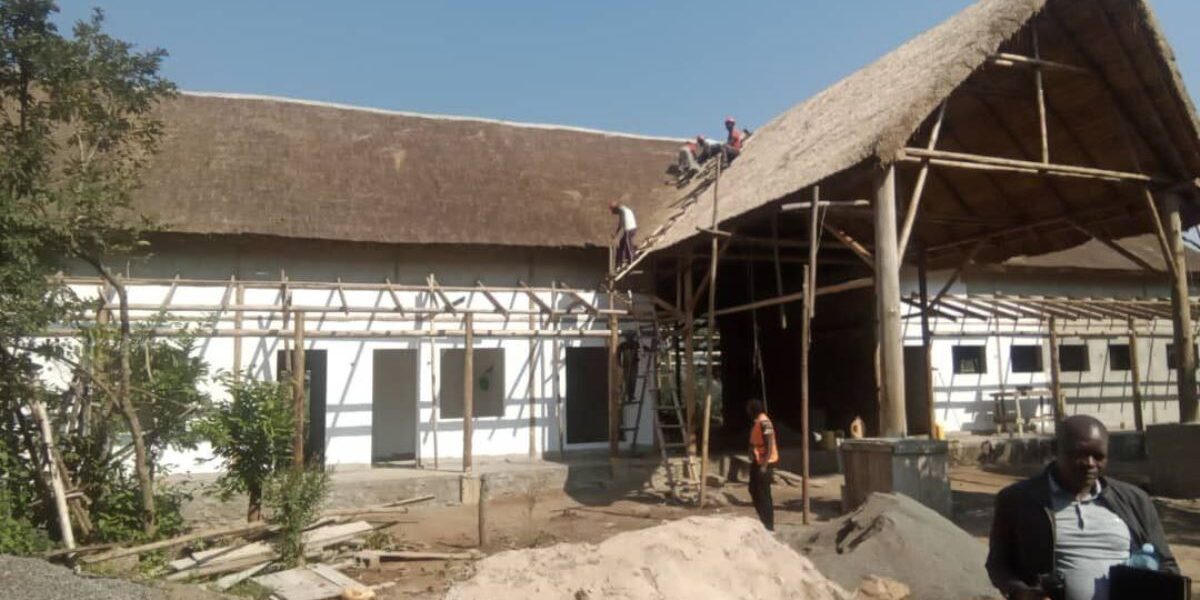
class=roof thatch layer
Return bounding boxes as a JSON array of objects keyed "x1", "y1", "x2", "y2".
[
  {"x1": 136, "y1": 93, "x2": 680, "y2": 248},
  {"x1": 1002, "y1": 233, "x2": 1200, "y2": 272},
  {"x1": 648, "y1": 0, "x2": 1200, "y2": 262}
]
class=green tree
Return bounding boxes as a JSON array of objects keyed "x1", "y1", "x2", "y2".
[
  {"x1": 199, "y1": 377, "x2": 294, "y2": 522},
  {"x1": 0, "y1": 0, "x2": 175, "y2": 540}
]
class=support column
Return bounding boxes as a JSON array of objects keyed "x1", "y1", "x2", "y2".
[
  {"x1": 463, "y1": 313, "x2": 475, "y2": 472},
  {"x1": 1163, "y1": 192, "x2": 1198, "y2": 423},
  {"x1": 1128, "y1": 318, "x2": 1145, "y2": 432},
  {"x1": 1049, "y1": 317, "x2": 1064, "y2": 425},
  {"x1": 917, "y1": 253, "x2": 935, "y2": 437},
  {"x1": 291, "y1": 311, "x2": 306, "y2": 468},
  {"x1": 608, "y1": 311, "x2": 620, "y2": 460},
  {"x1": 874, "y1": 165, "x2": 906, "y2": 437}
]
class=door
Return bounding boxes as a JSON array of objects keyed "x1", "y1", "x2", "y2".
[
  {"x1": 565, "y1": 347, "x2": 608, "y2": 444},
  {"x1": 372, "y1": 349, "x2": 419, "y2": 462},
  {"x1": 903, "y1": 345, "x2": 931, "y2": 435},
  {"x1": 277, "y1": 349, "x2": 328, "y2": 465}
]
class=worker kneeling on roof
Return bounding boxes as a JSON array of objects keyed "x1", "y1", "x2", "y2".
[{"x1": 746, "y1": 398, "x2": 778, "y2": 531}]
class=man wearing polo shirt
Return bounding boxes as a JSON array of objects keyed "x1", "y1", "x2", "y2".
[
  {"x1": 746, "y1": 398, "x2": 778, "y2": 531},
  {"x1": 986, "y1": 415, "x2": 1178, "y2": 599}
]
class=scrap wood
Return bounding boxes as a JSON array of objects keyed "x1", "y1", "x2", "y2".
[
  {"x1": 356, "y1": 549, "x2": 482, "y2": 568},
  {"x1": 83, "y1": 520, "x2": 271, "y2": 564},
  {"x1": 385, "y1": 494, "x2": 435, "y2": 507},
  {"x1": 213, "y1": 560, "x2": 271, "y2": 591},
  {"x1": 322, "y1": 493, "x2": 435, "y2": 517},
  {"x1": 253, "y1": 562, "x2": 366, "y2": 600},
  {"x1": 168, "y1": 521, "x2": 378, "y2": 580}
]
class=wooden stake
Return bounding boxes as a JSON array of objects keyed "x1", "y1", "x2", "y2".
[
  {"x1": 477, "y1": 475, "x2": 489, "y2": 548},
  {"x1": 1128, "y1": 318, "x2": 1145, "y2": 432},
  {"x1": 233, "y1": 281, "x2": 244, "y2": 382},
  {"x1": 608, "y1": 310, "x2": 620, "y2": 460},
  {"x1": 292, "y1": 311, "x2": 306, "y2": 468},
  {"x1": 808, "y1": 187, "x2": 820, "y2": 319},
  {"x1": 1049, "y1": 316, "x2": 1064, "y2": 426},
  {"x1": 463, "y1": 313, "x2": 475, "y2": 472},
  {"x1": 800, "y1": 265, "x2": 811, "y2": 525},
  {"x1": 528, "y1": 311, "x2": 537, "y2": 458},
  {"x1": 1163, "y1": 192, "x2": 1198, "y2": 423},
  {"x1": 552, "y1": 285, "x2": 565, "y2": 459},
  {"x1": 32, "y1": 401, "x2": 75, "y2": 549},
  {"x1": 917, "y1": 254, "x2": 936, "y2": 437},
  {"x1": 874, "y1": 165, "x2": 907, "y2": 437},
  {"x1": 429, "y1": 333, "x2": 439, "y2": 470}
]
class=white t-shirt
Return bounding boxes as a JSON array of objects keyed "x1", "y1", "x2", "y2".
[{"x1": 617, "y1": 206, "x2": 637, "y2": 231}]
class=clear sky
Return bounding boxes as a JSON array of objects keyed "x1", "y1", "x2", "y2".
[{"x1": 54, "y1": 1, "x2": 1200, "y2": 140}]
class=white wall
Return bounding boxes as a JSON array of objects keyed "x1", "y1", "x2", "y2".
[{"x1": 67, "y1": 243, "x2": 656, "y2": 473}]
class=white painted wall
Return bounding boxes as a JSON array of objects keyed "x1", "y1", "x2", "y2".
[{"x1": 64, "y1": 242, "x2": 656, "y2": 474}]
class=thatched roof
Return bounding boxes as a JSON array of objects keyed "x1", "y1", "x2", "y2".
[
  {"x1": 1003, "y1": 233, "x2": 1200, "y2": 271},
  {"x1": 648, "y1": 0, "x2": 1200, "y2": 265},
  {"x1": 136, "y1": 93, "x2": 681, "y2": 248}
]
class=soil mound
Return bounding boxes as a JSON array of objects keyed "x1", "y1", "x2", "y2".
[
  {"x1": 779, "y1": 493, "x2": 999, "y2": 600},
  {"x1": 446, "y1": 515, "x2": 850, "y2": 600}
]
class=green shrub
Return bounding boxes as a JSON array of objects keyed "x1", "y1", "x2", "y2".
[
  {"x1": 264, "y1": 467, "x2": 329, "y2": 567},
  {"x1": 0, "y1": 488, "x2": 49, "y2": 555},
  {"x1": 91, "y1": 474, "x2": 189, "y2": 544}
]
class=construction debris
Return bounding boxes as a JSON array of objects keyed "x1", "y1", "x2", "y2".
[
  {"x1": 166, "y1": 521, "x2": 377, "y2": 581},
  {"x1": 355, "y1": 549, "x2": 482, "y2": 569},
  {"x1": 253, "y1": 563, "x2": 369, "y2": 600}
]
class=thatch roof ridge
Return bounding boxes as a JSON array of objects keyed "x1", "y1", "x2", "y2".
[{"x1": 648, "y1": 0, "x2": 1047, "y2": 250}]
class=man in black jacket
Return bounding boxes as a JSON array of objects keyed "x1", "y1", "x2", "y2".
[{"x1": 986, "y1": 415, "x2": 1178, "y2": 599}]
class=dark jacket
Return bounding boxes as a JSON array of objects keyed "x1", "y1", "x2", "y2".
[{"x1": 986, "y1": 464, "x2": 1179, "y2": 596}]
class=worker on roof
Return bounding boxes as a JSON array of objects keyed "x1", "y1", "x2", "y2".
[
  {"x1": 677, "y1": 136, "x2": 723, "y2": 181},
  {"x1": 746, "y1": 398, "x2": 778, "y2": 531},
  {"x1": 723, "y1": 116, "x2": 745, "y2": 163},
  {"x1": 610, "y1": 201, "x2": 638, "y2": 268}
]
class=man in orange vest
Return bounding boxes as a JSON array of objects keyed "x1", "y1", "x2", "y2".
[{"x1": 746, "y1": 398, "x2": 778, "y2": 531}]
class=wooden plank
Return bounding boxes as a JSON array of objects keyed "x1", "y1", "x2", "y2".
[
  {"x1": 254, "y1": 564, "x2": 364, "y2": 600},
  {"x1": 86, "y1": 521, "x2": 271, "y2": 565},
  {"x1": 214, "y1": 561, "x2": 271, "y2": 591}
]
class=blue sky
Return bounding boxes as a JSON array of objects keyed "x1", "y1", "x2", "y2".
[{"x1": 55, "y1": 1, "x2": 1199, "y2": 140}]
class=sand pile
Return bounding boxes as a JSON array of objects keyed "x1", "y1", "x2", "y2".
[
  {"x1": 780, "y1": 493, "x2": 998, "y2": 600},
  {"x1": 446, "y1": 516, "x2": 850, "y2": 600}
]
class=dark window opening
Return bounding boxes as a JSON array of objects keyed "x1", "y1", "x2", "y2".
[
  {"x1": 1059, "y1": 344, "x2": 1090, "y2": 373},
  {"x1": 439, "y1": 349, "x2": 505, "y2": 418},
  {"x1": 952, "y1": 346, "x2": 987, "y2": 374},
  {"x1": 1010, "y1": 346, "x2": 1043, "y2": 373},
  {"x1": 1108, "y1": 344, "x2": 1131, "y2": 372}
]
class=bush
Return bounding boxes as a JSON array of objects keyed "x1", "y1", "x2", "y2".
[
  {"x1": 91, "y1": 474, "x2": 189, "y2": 544},
  {"x1": 0, "y1": 488, "x2": 49, "y2": 555},
  {"x1": 198, "y1": 377, "x2": 294, "y2": 521},
  {"x1": 264, "y1": 467, "x2": 329, "y2": 567}
]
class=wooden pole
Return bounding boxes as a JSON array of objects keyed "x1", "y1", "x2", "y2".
[
  {"x1": 463, "y1": 313, "x2": 475, "y2": 472},
  {"x1": 1128, "y1": 318, "x2": 1145, "y2": 432},
  {"x1": 429, "y1": 334, "x2": 439, "y2": 470},
  {"x1": 800, "y1": 265, "x2": 812, "y2": 525},
  {"x1": 291, "y1": 311, "x2": 306, "y2": 468},
  {"x1": 552, "y1": 285, "x2": 565, "y2": 460},
  {"x1": 808, "y1": 187, "x2": 820, "y2": 319},
  {"x1": 699, "y1": 153, "x2": 723, "y2": 508},
  {"x1": 874, "y1": 165, "x2": 907, "y2": 437},
  {"x1": 608, "y1": 310, "x2": 620, "y2": 460},
  {"x1": 233, "y1": 281, "x2": 244, "y2": 382},
  {"x1": 1049, "y1": 316, "x2": 1065, "y2": 425},
  {"x1": 772, "y1": 214, "x2": 788, "y2": 329},
  {"x1": 683, "y1": 263, "x2": 696, "y2": 452},
  {"x1": 917, "y1": 253, "x2": 936, "y2": 438},
  {"x1": 477, "y1": 474, "x2": 489, "y2": 548},
  {"x1": 1162, "y1": 192, "x2": 1198, "y2": 423},
  {"x1": 1033, "y1": 28, "x2": 1050, "y2": 164},
  {"x1": 31, "y1": 401, "x2": 75, "y2": 549},
  {"x1": 898, "y1": 100, "x2": 947, "y2": 258},
  {"x1": 528, "y1": 312, "x2": 537, "y2": 458}
]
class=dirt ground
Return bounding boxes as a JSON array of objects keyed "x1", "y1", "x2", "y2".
[{"x1": 345, "y1": 464, "x2": 1200, "y2": 599}]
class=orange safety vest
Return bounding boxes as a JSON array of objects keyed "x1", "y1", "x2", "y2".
[{"x1": 750, "y1": 413, "x2": 779, "y2": 465}]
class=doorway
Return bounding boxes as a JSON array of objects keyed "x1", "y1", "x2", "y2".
[
  {"x1": 565, "y1": 347, "x2": 608, "y2": 444},
  {"x1": 372, "y1": 349, "x2": 419, "y2": 462},
  {"x1": 903, "y1": 345, "x2": 931, "y2": 436},
  {"x1": 277, "y1": 349, "x2": 328, "y2": 465}
]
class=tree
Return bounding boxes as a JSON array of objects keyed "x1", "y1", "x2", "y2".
[{"x1": 0, "y1": 0, "x2": 175, "y2": 540}]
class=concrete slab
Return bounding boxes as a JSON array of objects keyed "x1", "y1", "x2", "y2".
[{"x1": 1147, "y1": 422, "x2": 1200, "y2": 498}]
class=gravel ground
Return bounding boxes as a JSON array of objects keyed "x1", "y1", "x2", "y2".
[{"x1": 0, "y1": 555, "x2": 225, "y2": 600}]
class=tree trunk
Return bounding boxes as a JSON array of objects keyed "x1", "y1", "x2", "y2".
[{"x1": 247, "y1": 485, "x2": 262, "y2": 522}]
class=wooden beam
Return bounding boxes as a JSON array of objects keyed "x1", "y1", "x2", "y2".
[
  {"x1": 712, "y1": 277, "x2": 873, "y2": 317},
  {"x1": 800, "y1": 264, "x2": 811, "y2": 525},
  {"x1": 31, "y1": 401, "x2": 74, "y2": 550},
  {"x1": 233, "y1": 280, "x2": 244, "y2": 381},
  {"x1": 898, "y1": 100, "x2": 948, "y2": 258},
  {"x1": 558, "y1": 284, "x2": 599, "y2": 315},
  {"x1": 929, "y1": 242, "x2": 984, "y2": 308},
  {"x1": 917, "y1": 254, "x2": 936, "y2": 438},
  {"x1": 383, "y1": 278, "x2": 405, "y2": 316},
  {"x1": 780, "y1": 199, "x2": 870, "y2": 212},
  {"x1": 700, "y1": 155, "x2": 723, "y2": 509},
  {"x1": 808, "y1": 186, "x2": 820, "y2": 319},
  {"x1": 1067, "y1": 221, "x2": 1162, "y2": 273},
  {"x1": 608, "y1": 310, "x2": 620, "y2": 460},
  {"x1": 989, "y1": 52, "x2": 1090, "y2": 74},
  {"x1": 1140, "y1": 187, "x2": 1177, "y2": 280},
  {"x1": 518, "y1": 280, "x2": 555, "y2": 315},
  {"x1": 1049, "y1": 316, "x2": 1064, "y2": 425},
  {"x1": 875, "y1": 165, "x2": 906, "y2": 437},
  {"x1": 428, "y1": 274, "x2": 458, "y2": 314},
  {"x1": 463, "y1": 313, "x2": 475, "y2": 472},
  {"x1": 899, "y1": 147, "x2": 1155, "y2": 183},
  {"x1": 1033, "y1": 28, "x2": 1050, "y2": 164},
  {"x1": 335, "y1": 277, "x2": 350, "y2": 315},
  {"x1": 474, "y1": 281, "x2": 510, "y2": 317},
  {"x1": 771, "y1": 213, "x2": 788, "y2": 329},
  {"x1": 823, "y1": 223, "x2": 873, "y2": 270}
]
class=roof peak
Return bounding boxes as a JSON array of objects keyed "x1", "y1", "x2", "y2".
[{"x1": 180, "y1": 90, "x2": 684, "y2": 144}]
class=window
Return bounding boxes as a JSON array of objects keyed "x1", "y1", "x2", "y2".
[
  {"x1": 1059, "y1": 344, "x2": 1090, "y2": 373},
  {"x1": 1166, "y1": 344, "x2": 1199, "y2": 370},
  {"x1": 952, "y1": 346, "x2": 987, "y2": 374},
  {"x1": 1108, "y1": 344, "x2": 1131, "y2": 372},
  {"x1": 439, "y1": 349, "x2": 505, "y2": 418},
  {"x1": 1010, "y1": 346, "x2": 1043, "y2": 373}
]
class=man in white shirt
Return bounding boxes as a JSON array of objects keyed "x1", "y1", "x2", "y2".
[{"x1": 610, "y1": 201, "x2": 638, "y2": 267}]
